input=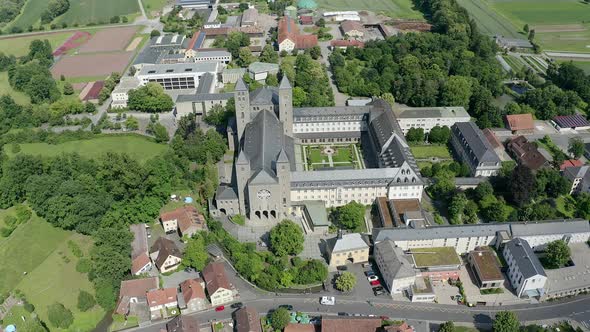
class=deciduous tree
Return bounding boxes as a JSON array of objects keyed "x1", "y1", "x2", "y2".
[
  {"x1": 335, "y1": 271, "x2": 356, "y2": 292},
  {"x1": 269, "y1": 219, "x2": 304, "y2": 256}
]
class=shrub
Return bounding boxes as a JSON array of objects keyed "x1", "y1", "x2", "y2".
[
  {"x1": 47, "y1": 302, "x2": 74, "y2": 328},
  {"x1": 68, "y1": 240, "x2": 83, "y2": 257},
  {"x1": 76, "y1": 258, "x2": 92, "y2": 273},
  {"x1": 77, "y1": 290, "x2": 96, "y2": 312},
  {"x1": 24, "y1": 302, "x2": 35, "y2": 312}
]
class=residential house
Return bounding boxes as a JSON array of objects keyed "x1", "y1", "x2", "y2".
[
  {"x1": 160, "y1": 206, "x2": 206, "y2": 238},
  {"x1": 202, "y1": 262, "x2": 236, "y2": 306},
  {"x1": 560, "y1": 159, "x2": 583, "y2": 172},
  {"x1": 115, "y1": 277, "x2": 159, "y2": 315},
  {"x1": 326, "y1": 232, "x2": 370, "y2": 268},
  {"x1": 394, "y1": 106, "x2": 470, "y2": 135},
  {"x1": 166, "y1": 315, "x2": 200, "y2": 332},
  {"x1": 278, "y1": 16, "x2": 318, "y2": 52},
  {"x1": 552, "y1": 114, "x2": 590, "y2": 132},
  {"x1": 285, "y1": 324, "x2": 316, "y2": 332},
  {"x1": 340, "y1": 20, "x2": 365, "y2": 38},
  {"x1": 467, "y1": 247, "x2": 504, "y2": 289},
  {"x1": 248, "y1": 62, "x2": 279, "y2": 81},
  {"x1": 505, "y1": 114, "x2": 534, "y2": 135},
  {"x1": 299, "y1": 15, "x2": 314, "y2": 25},
  {"x1": 330, "y1": 39, "x2": 365, "y2": 49},
  {"x1": 503, "y1": 238, "x2": 547, "y2": 298},
  {"x1": 147, "y1": 288, "x2": 178, "y2": 319},
  {"x1": 150, "y1": 237, "x2": 182, "y2": 273},
  {"x1": 235, "y1": 306, "x2": 262, "y2": 332},
  {"x1": 111, "y1": 77, "x2": 141, "y2": 109},
  {"x1": 321, "y1": 317, "x2": 383, "y2": 332},
  {"x1": 564, "y1": 165, "x2": 590, "y2": 194},
  {"x1": 241, "y1": 7, "x2": 258, "y2": 26},
  {"x1": 384, "y1": 322, "x2": 414, "y2": 332},
  {"x1": 374, "y1": 240, "x2": 416, "y2": 294},
  {"x1": 507, "y1": 136, "x2": 548, "y2": 171},
  {"x1": 130, "y1": 224, "x2": 152, "y2": 275},
  {"x1": 450, "y1": 122, "x2": 502, "y2": 177},
  {"x1": 482, "y1": 128, "x2": 511, "y2": 161},
  {"x1": 179, "y1": 278, "x2": 208, "y2": 313}
]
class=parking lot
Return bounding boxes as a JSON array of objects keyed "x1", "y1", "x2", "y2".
[{"x1": 329, "y1": 263, "x2": 389, "y2": 300}]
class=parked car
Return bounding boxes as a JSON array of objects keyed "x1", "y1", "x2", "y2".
[
  {"x1": 215, "y1": 306, "x2": 225, "y2": 312},
  {"x1": 373, "y1": 286, "x2": 384, "y2": 292},
  {"x1": 365, "y1": 270, "x2": 375, "y2": 277},
  {"x1": 337, "y1": 266, "x2": 348, "y2": 271},
  {"x1": 279, "y1": 304, "x2": 294, "y2": 311},
  {"x1": 370, "y1": 280, "x2": 381, "y2": 286},
  {"x1": 367, "y1": 275, "x2": 379, "y2": 282},
  {"x1": 373, "y1": 288, "x2": 385, "y2": 296},
  {"x1": 231, "y1": 302, "x2": 243, "y2": 309},
  {"x1": 310, "y1": 318, "x2": 321, "y2": 325},
  {"x1": 320, "y1": 296, "x2": 335, "y2": 305},
  {"x1": 362, "y1": 263, "x2": 373, "y2": 268},
  {"x1": 338, "y1": 312, "x2": 349, "y2": 316}
]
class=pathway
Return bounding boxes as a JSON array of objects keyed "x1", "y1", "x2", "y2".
[
  {"x1": 137, "y1": 0, "x2": 148, "y2": 20},
  {"x1": 545, "y1": 51, "x2": 590, "y2": 59}
]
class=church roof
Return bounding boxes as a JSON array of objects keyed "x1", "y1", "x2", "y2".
[
  {"x1": 250, "y1": 86, "x2": 278, "y2": 105},
  {"x1": 235, "y1": 77, "x2": 248, "y2": 91},
  {"x1": 279, "y1": 76, "x2": 291, "y2": 89}
]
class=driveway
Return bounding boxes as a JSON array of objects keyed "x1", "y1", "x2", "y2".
[{"x1": 162, "y1": 270, "x2": 201, "y2": 288}]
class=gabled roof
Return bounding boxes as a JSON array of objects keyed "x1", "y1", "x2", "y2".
[
  {"x1": 147, "y1": 288, "x2": 177, "y2": 307},
  {"x1": 505, "y1": 113, "x2": 534, "y2": 131},
  {"x1": 248, "y1": 62, "x2": 279, "y2": 74},
  {"x1": 166, "y1": 315, "x2": 200, "y2": 332},
  {"x1": 115, "y1": 277, "x2": 158, "y2": 314},
  {"x1": 482, "y1": 128, "x2": 502, "y2": 150},
  {"x1": 560, "y1": 159, "x2": 583, "y2": 171},
  {"x1": 150, "y1": 237, "x2": 182, "y2": 268},
  {"x1": 130, "y1": 224, "x2": 148, "y2": 259},
  {"x1": 328, "y1": 233, "x2": 369, "y2": 253},
  {"x1": 278, "y1": 16, "x2": 318, "y2": 49},
  {"x1": 203, "y1": 262, "x2": 232, "y2": 295},
  {"x1": 235, "y1": 306, "x2": 262, "y2": 332},
  {"x1": 508, "y1": 136, "x2": 547, "y2": 170},
  {"x1": 504, "y1": 238, "x2": 546, "y2": 278},
  {"x1": 160, "y1": 206, "x2": 205, "y2": 234},
  {"x1": 180, "y1": 278, "x2": 206, "y2": 304},
  {"x1": 340, "y1": 20, "x2": 364, "y2": 33},
  {"x1": 321, "y1": 317, "x2": 383, "y2": 332},
  {"x1": 452, "y1": 122, "x2": 501, "y2": 164},
  {"x1": 374, "y1": 240, "x2": 415, "y2": 280},
  {"x1": 131, "y1": 252, "x2": 151, "y2": 275},
  {"x1": 330, "y1": 39, "x2": 365, "y2": 48}
]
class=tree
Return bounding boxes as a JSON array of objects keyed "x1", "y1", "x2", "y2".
[
  {"x1": 545, "y1": 240, "x2": 571, "y2": 268},
  {"x1": 183, "y1": 233, "x2": 209, "y2": 270},
  {"x1": 406, "y1": 127, "x2": 425, "y2": 143},
  {"x1": 148, "y1": 122, "x2": 169, "y2": 143},
  {"x1": 528, "y1": 29, "x2": 535, "y2": 41},
  {"x1": 441, "y1": 75, "x2": 473, "y2": 107},
  {"x1": 204, "y1": 104, "x2": 230, "y2": 126},
  {"x1": 428, "y1": 125, "x2": 451, "y2": 144},
  {"x1": 238, "y1": 2, "x2": 249, "y2": 11},
  {"x1": 259, "y1": 44, "x2": 279, "y2": 63},
  {"x1": 439, "y1": 321, "x2": 455, "y2": 332},
  {"x1": 308, "y1": 45, "x2": 321, "y2": 60},
  {"x1": 270, "y1": 307, "x2": 290, "y2": 330},
  {"x1": 127, "y1": 83, "x2": 174, "y2": 112},
  {"x1": 47, "y1": 302, "x2": 74, "y2": 328},
  {"x1": 269, "y1": 219, "x2": 304, "y2": 256},
  {"x1": 265, "y1": 74, "x2": 279, "y2": 87},
  {"x1": 333, "y1": 201, "x2": 365, "y2": 230},
  {"x1": 150, "y1": 29, "x2": 161, "y2": 38},
  {"x1": 510, "y1": 164, "x2": 535, "y2": 207},
  {"x1": 493, "y1": 311, "x2": 520, "y2": 332},
  {"x1": 568, "y1": 137, "x2": 584, "y2": 159},
  {"x1": 237, "y1": 47, "x2": 255, "y2": 67},
  {"x1": 523, "y1": 24, "x2": 529, "y2": 33},
  {"x1": 125, "y1": 116, "x2": 139, "y2": 130},
  {"x1": 293, "y1": 259, "x2": 328, "y2": 284},
  {"x1": 335, "y1": 271, "x2": 356, "y2": 292},
  {"x1": 77, "y1": 290, "x2": 96, "y2": 311},
  {"x1": 63, "y1": 81, "x2": 74, "y2": 95}
]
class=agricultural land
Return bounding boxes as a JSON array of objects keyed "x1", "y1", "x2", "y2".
[{"x1": 316, "y1": 0, "x2": 424, "y2": 19}]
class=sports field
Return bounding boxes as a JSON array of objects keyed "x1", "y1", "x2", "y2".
[
  {"x1": 0, "y1": 31, "x2": 73, "y2": 57},
  {"x1": 316, "y1": 0, "x2": 423, "y2": 19},
  {"x1": 0, "y1": 72, "x2": 31, "y2": 105},
  {"x1": 5, "y1": 135, "x2": 169, "y2": 162}
]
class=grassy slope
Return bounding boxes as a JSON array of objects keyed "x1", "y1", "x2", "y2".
[
  {"x1": 56, "y1": 0, "x2": 140, "y2": 25},
  {"x1": 0, "y1": 72, "x2": 30, "y2": 105},
  {"x1": 17, "y1": 233, "x2": 105, "y2": 332},
  {"x1": 316, "y1": 0, "x2": 423, "y2": 19},
  {"x1": 0, "y1": 213, "x2": 70, "y2": 295},
  {"x1": 5, "y1": 135, "x2": 169, "y2": 163},
  {"x1": 0, "y1": 31, "x2": 73, "y2": 57}
]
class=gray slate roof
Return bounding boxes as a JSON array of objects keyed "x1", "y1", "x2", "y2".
[
  {"x1": 505, "y1": 238, "x2": 546, "y2": 278},
  {"x1": 511, "y1": 219, "x2": 590, "y2": 237},
  {"x1": 328, "y1": 233, "x2": 369, "y2": 253},
  {"x1": 248, "y1": 62, "x2": 279, "y2": 74},
  {"x1": 452, "y1": 122, "x2": 501, "y2": 164},
  {"x1": 249, "y1": 86, "x2": 278, "y2": 105},
  {"x1": 394, "y1": 106, "x2": 469, "y2": 119},
  {"x1": 215, "y1": 185, "x2": 237, "y2": 200},
  {"x1": 375, "y1": 240, "x2": 415, "y2": 279},
  {"x1": 196, "y1": 72, "x2": 215, "y2": 94},
  {"x1": 138, "y1": 62, "x2": 217, "y2": 76}
]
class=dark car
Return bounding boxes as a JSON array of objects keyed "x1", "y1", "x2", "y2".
[
  {"x1": 231, "y1": 302, "x2": 243, "y2": 309},
  {"x1": 373, "y1": 289, "x2": 385, "y2": 296},
  {"x1": 337, "y1": 266, "x2": 348, "y2": 271},
  {"x1": 338, "y1": 312, "x2": 349, "y2": 316},
  {"x1": 279, "y1": 304, "x2": 294, "y2": 311},
  {"x1": 365, "y1": 270, "x2": 376, "y2": 277},
  {"x1": 372, "y1": 286, "x2": 384, "y2": 292}
]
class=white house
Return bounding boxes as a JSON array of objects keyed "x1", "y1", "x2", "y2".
[
  {"x1": 394, "y1": 106, "x2": 471, "y2": 134},
  {"x1": 203, "y1": 262, "x2": 236, "y2": 306},
  {"x1": 149, "y1": 237, "x2": 182, "y2": 274},
  {"x1": 374, "y1": 240, "x2": 416, "y2": 294},
  {"x1": 111, "y1": 77, "x2": 141, "y2": 109},
  {"x1": 503, "y1": 238, "x2": 547, "y2": 298}
]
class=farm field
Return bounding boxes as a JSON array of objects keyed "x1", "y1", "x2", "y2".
[
  {"x1": 4, "y1": 135, "x2": 169, "y2": 162},
  {"x1": 51, "y1": 51, "x2": 135, "y2": 78},
  {"x1": 7, "y1": 0, "x2": 48, "y2": 29},
  {"x1": 142, "y1": 0, "x2": 169, "y2": 17},
  {"x1": 502, "y1": 55, "x2": 524, "y2": 72},
  {"x1": 0, "y1": 72, "x2": 31, "y2": 105},
  {"x1": 316, "y1": 0, "x2": 423, "y2": 19},
  {"x1": 409, "y1": 145, "x2": 452, "y2": 159},
  {"x1": 79, "y1": 26, "x2": 138, "y2": 53},
  {"x1": 0, "y1": 31, "x2": 73, "y2": 57},
  {"x1": 490, "y1": 0, "x2": 590, "y2": 26},
  {"x1": 456, "y1": 0, "x2": 520, "y2": 38}
]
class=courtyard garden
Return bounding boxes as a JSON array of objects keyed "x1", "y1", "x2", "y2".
[{"x1": 303, "y1": 144, "x2": 363, "y2": 170}]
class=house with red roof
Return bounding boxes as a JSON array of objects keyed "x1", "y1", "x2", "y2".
[
  {"x1": 278, "y1": 16, "x2": 318, "y2": 52},
  {"x1": 130, "y1": 224, "x2": 152, "y2": 275},
  {"x1": 115, "y1": 277, "x2": 159, "y2": 315},
  {"x1": 147, "y1": 288, "x2": 178, "y2": 319},
  {"x1": 179, "y1": 278, "x2": 208, "y2": 313},
  {"x1": 505, "y1": 114, "x2": 534, "y2": 135},
  {"x1": 560, "y1": 159, "x2": 584, "y2": 172},
  {"x1": 160, "y1": 206, "x2": 206, "y2": 238},
  {"x1": 330, "y1": 39, "x2": 365, "y2": 49},
  {"x1": 203, "y1": 262, "x2": 236, "y2": 306}
]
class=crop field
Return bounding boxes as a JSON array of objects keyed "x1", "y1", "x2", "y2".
[
  {"x1": 316, "y1": 0, "x2": 423, "y2": 19},
  {"x1": 51, "y1": 51, "x2": 134, "y2": 78},
  {"x1": 79, "y1": 26, "x2": 138, "y2": 53},
  {"x1": 7, "y1": 0, "x2": 48, "y2": 29},
  {"x1": 502, "y1": 55, "x2": 524, "y2": 72},
  {"x1": 5, "y1": 135, "x2": 169, "y2": 162},
  {"x1": 456, "y1": 0, "x2": 520, "y2": 38},
  {"x1": 0, "y1": 31, "x2": 73, "y2": 57},
  {"x1": 490, "y1": 0, "x2": 590, "y2": 26}
]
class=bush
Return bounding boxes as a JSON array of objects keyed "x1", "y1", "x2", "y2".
[
  {"x1": 47, "y1": 302, "x2": 74, "y2": 328},
  {"x1": 24, "y1": 302, "x2": 35, "y2": 312},
  {"x1": 335, "y1": 271, "x2": 357, "y2": 292},
  {"x1": 76, "y1": 258, "x2": 92, "y2": 273},
  {"x1": 231, "y1": 214, "x2": 245, "y2": 225},
  {"x1": 68, "y1": 240, "x2": 83, "y2": 257},
  {"x1": 77, "y1": 290, "x2": 96, "y2": 311}
]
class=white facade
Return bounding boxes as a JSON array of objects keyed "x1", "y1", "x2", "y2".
[
  {"x1": 503, "y1": 240, "x2": 547, "y2": 298},
  {"x1": 516, "y1": 232, "x2": 590, "y2": 251},
  {"x1": 279, "y1": 39, "x2": 295, "y2": 52},
  {"x1": 392, "y1": 235, "x2": 495, "y2": 255},
  {"x1": 159, "y1": 255, "x2": 182, "y2": 273},
  {"x1": 192, "y1": 51, "x2": 231, "y2": 65},
  {"x1": 209, "y1": 288, "x2": 234, "y2": 306},
  {"x1": 137, "y1": 62, "x2": 218, "y2": 91},
  {"x1": 394, "y1": 107, "x2": 471, "y2": 134},
  {"x1": 111, "y1": 77, "x2": 141, "y2": 109},
  {"x1": 290, "y1": 185, "x2": 422, "y2": 207},
  {"x1": 293, "y1": 120, "x2": 366, "y2": 134},
  {"x1": 162, "y1": 219, "x2": 177, "y2": 233}
]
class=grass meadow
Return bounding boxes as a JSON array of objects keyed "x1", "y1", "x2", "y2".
[
  {"x1": 5, "y1": 135, "x2": 169, "y2": 163},
  {"x1": 0, "y1": 72, "x2": 31, "y2": 105},
  {"x1": 316, "y1": 0, "x2": 423, "y2": 19},
  {"x1": 0, "y1": 31, "x2": 73, "y2": 57}
]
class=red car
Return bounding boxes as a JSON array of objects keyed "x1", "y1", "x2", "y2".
[
  {"x1": 215, "y1": 305, "x2": 225, "y2": 312},
  {"x1": 370, "y1": 280, "x2": 381, "y2": 286}
]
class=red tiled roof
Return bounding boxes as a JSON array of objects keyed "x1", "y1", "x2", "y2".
[
  {"x1": 296, "y1": 35, "x2": 318, "y2": 49},
  {"x1": 300, "y1": 15, "x2": 314, "y2": 24},
  {"x1": 508, "y1": 136, "x2": 547, "y2": 170},
  {"x1": 321, "y1": 317, "x2": 383, "y2": 332},
  {"x1": 330, "y1": 39, "x2": 365, "y2": 48},
  {"x1": 131, "y1": 252, "x2": 151, "y2": 275},
  {"x1": 340, "y1": 20, "x2": 364, "y2": 33},
  {"x1": 203, "y1": 262, "x2": 232, "y2": 295},
  {"x1": 115, "y1": 277, "x2": 158, "y2": 314},
  {"x1": 384, "y1": 322, "x2": 413, "y2": 332},
  {"x1": 160, "y1": 206, "x2": 205, "y2": 234},
  {"x1": 180, "y1": 278, "x2": 206, "y2": 304},
  {"x1": 278, "y1": 16, "x2": 317, "y2": 49},
  {"x1": 482, "y1": 128, "x2": 502, "y2": 150},
  {"x1": 505, "y1": 113, "x2": 534, "y2": 131},
  {"x1": 147, "y1": 288, "x2": 177, "y2": 308},
  {"x1": 235, "y1": 306, "x2": 262, "y2": 332},
  {"x1": 560, "y1": 159, "x2": 584, "y2": 171},
  {"x1": 285, "y1": 324, "x2": 317, "y2": 332}
]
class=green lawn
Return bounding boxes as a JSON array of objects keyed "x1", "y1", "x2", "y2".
[
  {"x1": 305, "y1": 145, "x2": 359, "y2": 170},
  {"x1": 555, "y1": 196, "x2": 576, "y2": 218},
  {"x1": 5, "y1": 135, "x2": 169, "y2": 162},
  {"x1": 490, "y1": 0, "x2": 590, "y2": 26},
  {"x1": 411, "y1": 247, "x2": 461, "y2": 267},
  {"x1": 0, "y1": 72, "x2": 30, "y2": 105},
  {"x1": 534, "y1": 26, "x2": 590, "y2": 52},
  {"x1": 7, "y1": 0, "x2": 48, "y2": 29},
  {"x1": 0, "y1": 31, "x2": 73, "y2": 57},
  {"x1": 56, "y1": 0, "x2": 140, "y2": 25},
  {"x1": 456, "y1": 0, "x2": 521, "y2": 38},
  {"x1": 409, "y1": 145, "x2": 451, "y2": 159},
  {"x1": 316, "y1": 0, "x2": 423, "y2": 19},
  {"x1": 142, "y1": 0, "x2": 169, "y2": 18},
  {"x1": 0, "y1": 213, "x2": 71, "y2": 295},
  {"x1": 2, "y1": 305, "x2": 34, "y2": 329},
  {"x1": 17, "y1": 232, "x2": 105, "y2": 332}
]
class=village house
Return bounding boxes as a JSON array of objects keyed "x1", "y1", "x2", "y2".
[
  {"x1": 202, "y1": 262, "x2": 236, "y2": 306},
  {"x1": 178, "y1": 278, "x2": 208, "y2": 313},
  {"x1": 147, "y1": 288, "x2": 178, "y2": 319},
  {"x1": 340, "y1": 20, "x2": 365, "y2": 39},
  {"x1": 507, "y1": 136, "x2": 548, "y2": 171},
  {"x1": 160, "y1": 206, "x2": 206, "y2": 238},
  {"x1": 150, "y1": 237, "x2": 182, "y2": 273},
  {"x1": 166, "y1": 315, "x2": 200, "y2": 332},
  {"x1": 115, "y1": 277, "x2": 159, "y2": 315},
  {"x1": 505, "y1": 114, "x2": 534, "y2": 135},
  {"x1": 326, "y1": 232, "x2": 370, "y2": 268},
  {"x1": 130, "y1": 224, "x2": 152, "y2": 275},
  {"x1": 278, "y1": 16, "x2": 318, "y2": 52},
  {"x1": 235, "y1": 306, "x2": 262, "y2": 332}
]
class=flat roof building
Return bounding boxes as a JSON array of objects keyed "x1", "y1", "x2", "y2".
[
  {"x1": 137, "y1": 62, "x2": 218, "y2": 91},
  {"x1": 467, "y1": 247, "x2": 504, "y2": 289},
  {"x1": 394, "y1": 107, "x2": 470, "y2": 134}
]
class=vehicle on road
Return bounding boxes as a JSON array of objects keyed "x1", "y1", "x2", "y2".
[
  {"x1": 231, "y1": 302, "x2": 243, "y2": 309},
  {"x1": 370, "y1": 280, "x2": 381, "y2": 286},
  {"x1": 338, "y1": 312, "x2": 349, "y2": 316},
  {"x1": 215, "y1": 305, "x2": 225, "y2": 312},
  {"x1": 320, "y1": 296, "x2": 335, "y2": 305},
  {"x1": 279, "y1": 304, "x2": 294, "y2": 311},
  {"x1": 373, "y1": 286, "x2": 384, "y2": 292},
  {"x1": 365, "y1": 270, "x2": 375, "y2": 277},
  {"x1": 337, "y1": 266, "x2": 348, "y2": 271},
  {"x1": 367, "y1": 275, "x2": 379, "y2": 282}
]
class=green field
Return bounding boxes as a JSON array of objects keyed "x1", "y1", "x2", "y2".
[
  {"x1": 535, "y1": 26, "x2": 590, "y2": 52},
  {"x1": 0, "y1": 72, "x2": 30, "y2": 105},
  {"x1": 142, "y1": 0, "x2": 169, "y2": 17},
  {"x1": 491, "y1": 0, "x2": 590, "y2": 26},
  {"x1": 305, "y1": 145, "x2": 360, "y2": 170},
  {"x1": 409, "y1": 145, "x2": 452, "y2": 159},
  {"x1": 316, "y1": 0, "x2": 423, "y2": 19},
  {"x1": 0, "y1": 31, "x2": 73, "y2": 57},
  {"x1": 456, "y1": 0, "x2": 521, "y2": 38},
  {"x1": 5, "y1": 135, "x2": 169, "y2": 162},
  {"x1": 8, "y1": 0, "x2": 48, "y2": 29}
]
